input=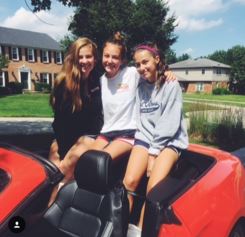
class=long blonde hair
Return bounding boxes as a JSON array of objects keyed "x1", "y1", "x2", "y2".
[{"x1": 51, "y1": 37, "x2": 98, "y2": 112}]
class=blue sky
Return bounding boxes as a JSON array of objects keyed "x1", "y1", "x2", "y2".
[{"x1": 0, "y1": 0, "x2": 244, "y2": 58}]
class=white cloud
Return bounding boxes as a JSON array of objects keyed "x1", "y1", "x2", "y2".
[
  {"x1": 176, "y1": 16, "x2": 223, "y2": 31},
  {"x1": 0, "y1": 6, "x2": 73, "y2": 40},
  {"x1": 182, "y1": 48, "x2": 194, "y2": 55},
  {"x1": 168, "y1": 0, "x2": 226, "y2": 17},
  {"x1": 233, "y1": 0, "x2": 245, "y2": 4},
  {"x1": 167, "y1": 0, "x2": 227, "y2": 31}
]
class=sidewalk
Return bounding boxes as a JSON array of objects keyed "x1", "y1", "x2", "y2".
[{"x1": 0, "y1": 117, "x2": 53, "y2": 135}]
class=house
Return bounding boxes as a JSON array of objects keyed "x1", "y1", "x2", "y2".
[
  {"x1": 0, "y1": 26, "x2": 63, "y2": 91},
  {"x1": 169, "y1": 58, "x2": 231, "y2": 93}
]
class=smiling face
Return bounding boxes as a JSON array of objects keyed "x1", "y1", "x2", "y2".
[
  {"x1": 78, "y1": 44, "x2": 96, "y2": 79},
  {"x1": 134, "y1": 50, "x2": 160, "y2": 83},
  {"x1": 102, "y1": 42, "x2": 123, "y2": 78}
]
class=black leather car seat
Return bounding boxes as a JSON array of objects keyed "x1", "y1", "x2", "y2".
[{"x1": 43, "y1": 150, "x2": 129, "y2": 237}]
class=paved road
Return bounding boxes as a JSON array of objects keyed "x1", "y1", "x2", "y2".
[{"x1": 0, "y1": 117, "x2": 53, "y2": 135}]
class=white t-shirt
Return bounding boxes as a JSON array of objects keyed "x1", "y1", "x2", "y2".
[{"x1": 100, "y1": 66, "x2": 140, "y2": 133}]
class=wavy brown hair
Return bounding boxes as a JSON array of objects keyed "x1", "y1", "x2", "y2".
[{"x1": 51, "y1": 37, "x2": 98, "y2": 112}]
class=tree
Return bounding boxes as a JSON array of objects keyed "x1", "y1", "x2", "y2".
[
  {"x1": 59, "y1": 34, "x2": 75, "y2": 53},
  {"x1": 165, "y1": 49, "x2": 177, "y2": 64},
  {"x1": 0, "y1": 55, "x2": 9, "y2": 71},
  {"x1": 208, "y1": 50, "x2": 227, "y2": 64},
  {"x1": 30, "y1": 0, "x2": 177, "y2": 59},
  {"x1": 177, "y1": 53, "x2": 191, "y2": 62},
  {"x1": 208, "y1": 45, "x2": 245, "y2": 94}
]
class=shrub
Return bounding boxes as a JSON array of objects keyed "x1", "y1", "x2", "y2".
[
  {"x1": 7, "y1": 82, "x2": 23, "y2": 94},
  {"x1": 188, "y1": 107, "x2": 245, "y2": 151},
  {"x1": 212, "y1": 88, "x2": 231, "y2": 95},
  {"x1": 35, "y1": 82, "x2": 51, "y2": 93},
  {"x1": 0, "y1": 86, "x2": 11, "y2": 96},
  {"x1": 213, "y1": 108, "x2": 245, "y2": 151}
]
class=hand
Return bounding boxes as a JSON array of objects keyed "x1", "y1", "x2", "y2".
[
  {"x1": 147, "y1": 155, "x2": 156, "y2": 177},
  {"x1": 164, "y1": 70, "x2": 177, "y2": 82}
]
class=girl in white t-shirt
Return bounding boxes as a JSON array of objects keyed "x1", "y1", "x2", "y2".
[{"x1": 90, "y1": 33, "x2": 139, "y2": 158}]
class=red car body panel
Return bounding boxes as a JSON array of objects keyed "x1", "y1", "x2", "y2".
[
  {"x1": 0, "y1": 148, "x2": 47, "y2": 224},
  {"x1": 158, "y1": 144, "x2": 245, "y2": 237}
]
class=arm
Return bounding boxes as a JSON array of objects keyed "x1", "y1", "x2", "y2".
[
  {"x1": 148, "y1": 83, "x2": 183, "y2": 156},
  {"x1": 164, "y1": 70, "x2": 177, "y2": 82}
]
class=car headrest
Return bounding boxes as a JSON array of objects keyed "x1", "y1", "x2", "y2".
[{"x1": 74, "y1": 150, "x2": 113, "y2": 194}]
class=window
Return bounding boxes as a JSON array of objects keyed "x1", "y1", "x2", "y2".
[
  {"x1": 185, "y1": 70, "x2": 188, "y2": 75},
  {"x1": 202, "y1": 69, "x2": 205, "y2": 74},
  {"x1": 42, "y1": 50, "x2": 49, "y2": 63},
  {"x1": 0, "y1": 72, "x2": 4, "y2": 86},
  {"x1": 40, "y1": 73, "x2": 50, "y2": 84},
  {"x1": 216, "y1": 68, "x2": 221, "y2": 75},
  {"x1": 56, "y1": 51, "x2": 62, "y2": 64},
  {"x1": 27, "y1": 48, "x2": 35, "y2": 62},
  {"x1": 196, "y1": 83, "x2": 204, "y2": 92},
  {"x1": 12, "y1": 47, "x2": 19, "y2": 60},
  {"x1": 0, "y1": 45, "x2": 2, "y2": 55}
]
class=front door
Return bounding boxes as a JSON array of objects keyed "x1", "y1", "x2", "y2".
[{"x1": 20, "y1": 72, "x2": 29, "y2": 89}]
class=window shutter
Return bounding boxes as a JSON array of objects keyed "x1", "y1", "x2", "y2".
[
  {"x1": 25, "y1": 48, "x2": 28, "y2": 61},
  {"x1": 54, "y1": 51, "x2": 57, "y2": 63},
  {"x1": 4, "y1": 71, "x2": 9, "y2": 84},
  {"x1": 8, "y1": 47, "x2": 12, "y2": 60},
  {"x1": 1, "y1": 46, "x2": 5, "y2": 56},
  {"x1": 34, "y1": 49, "x2": 37, "y2": 62},
  {"x1": 18, "y1": 48, "x2": 22, "y2": 61},
  {"x1": 40, "y1": 50, "x2": 43, "y2": 62},
  {"x1": 49, "y1": 73, "x2": 52, "y2": 85},
  {"x1": 48, "y1": 51, "x2": 51, "y2": 63}
]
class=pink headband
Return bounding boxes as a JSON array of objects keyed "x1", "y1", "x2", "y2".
[{"x1": 135, "y1": 45, "x2": 159, "y2": 55}]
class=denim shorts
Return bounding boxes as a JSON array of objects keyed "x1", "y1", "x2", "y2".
[
  {"x1": 134, "y1": 139, "x2": 182, "y2": 156},
  {"x1": 97, "y1": 129, "x2": 136, "y2": 146}
]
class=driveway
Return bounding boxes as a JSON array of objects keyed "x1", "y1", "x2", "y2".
[{"x1": 0, "y1": 117, "x2": 53, "y2": 135}]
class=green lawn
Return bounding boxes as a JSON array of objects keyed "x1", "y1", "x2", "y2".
[
  {"x1": 0, "y1": 93, "x2": 53, "y2": 117},
  {"x1": 183, "y1": 93, "x2": 245, "y2": 107},
  {"x1": 0, "y1": 93, "x2": 244, "y2": 117}
]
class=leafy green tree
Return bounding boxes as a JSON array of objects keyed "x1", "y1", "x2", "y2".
[
  {"x1": 59, "y1": 34, "x2": 75, "y2": 53},
  {"x1": 208, "y1": 45, "x2": 245, "y2": 94},
  {"x1": 0, "y1": 55, "x2": 9, "y2": 71},
  {"x1": 165, "y1": 49, "x2": 177, "y2": 64},
  {"x1": 69, "y1": 0, "x2": 134, "y2": 50},
  {"x1": 227, "y1": 45, "x2": 245, "y2": 94},
  {"x1": 127, "y1": 0, "x2": 177, "y2": 56},
  {"x1": 31, "y1": 0, "x2": 177, "y2": 59},
  {"x1": 177, "y1": 53, "x2": 191, "y2": 62},
  {"x1": 208, "y1": 50, "x2": 227, "y2": 64}
]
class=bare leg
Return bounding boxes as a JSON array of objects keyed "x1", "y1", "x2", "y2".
[
  {"x1": 103, "y1": 140, "x2": 132, "y2": 160},
  {"x1": 48, "y1": 140, "x2": 60, "y2": 167},
  {"x1": 90, "y1": 137, "x2": 109, "y2": 150},
  {"x1": 138, "y1": 148, "x2": 179, "y2": 229},
  {"x1": 48, "y1": 136, "x2": 95, "y2": 207},
  {"x1": 123, "y1": 146, "x2": 148, "y2": 212}
]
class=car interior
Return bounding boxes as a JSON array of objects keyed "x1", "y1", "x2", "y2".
[{"x1": 0, "y1": 144, "x2": 216, "y2": 237}]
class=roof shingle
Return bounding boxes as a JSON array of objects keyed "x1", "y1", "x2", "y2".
[
  {"x1": 0, "y1": 26, "x2": 61, "y2": 50},
  {"x1": 169, "y1": 58, "x2": 231, "y2": 69}
]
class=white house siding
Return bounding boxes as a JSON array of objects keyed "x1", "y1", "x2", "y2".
[{"x1": 172, "y1": 68, "x2": 229, "y2": 82}]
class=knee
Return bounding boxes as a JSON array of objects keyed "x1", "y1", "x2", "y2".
[{"x1": 123, "y1": 175, "x2": 140, "y2": 191}]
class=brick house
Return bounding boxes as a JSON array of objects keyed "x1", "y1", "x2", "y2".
[
  {"x1": 169, "y1": 58, "x2": 231, "y2": 93},
  {"x1": 0, "y1": 26, "x2": 63, "y2": 91}
]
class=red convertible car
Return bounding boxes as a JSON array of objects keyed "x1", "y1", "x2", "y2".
[{"x1": 0, "y1": 143, "x2": 245, "y2": 237}]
